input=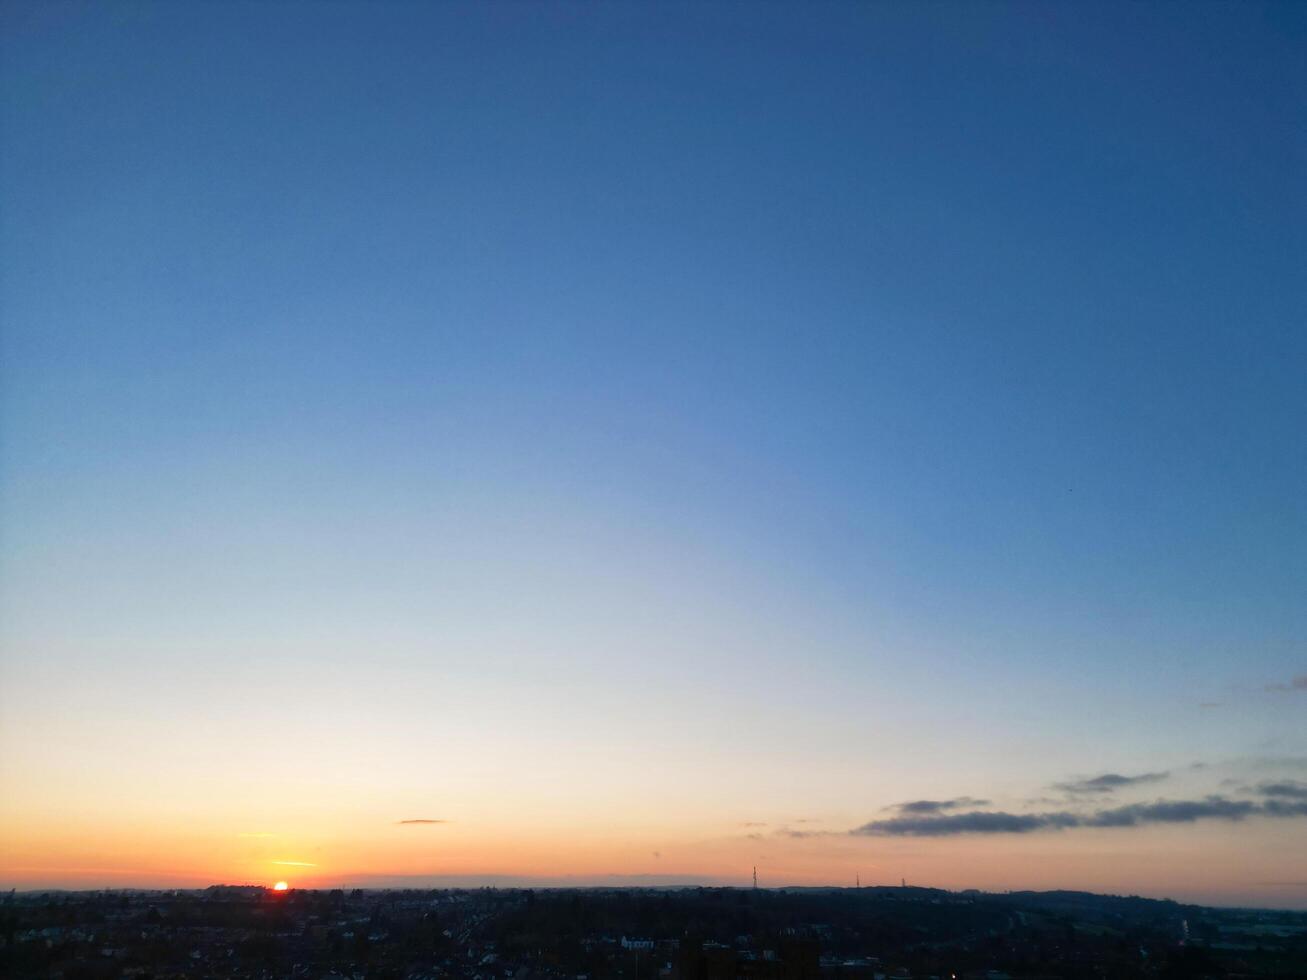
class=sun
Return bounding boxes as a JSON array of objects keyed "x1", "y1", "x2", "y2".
[{"x1": 272, "y1": 881, "x2": 289, "y2": 891}]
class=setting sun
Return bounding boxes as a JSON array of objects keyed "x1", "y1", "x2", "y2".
[{"x1": 272, "y1": 882, "x2": 288, "y2": 892}]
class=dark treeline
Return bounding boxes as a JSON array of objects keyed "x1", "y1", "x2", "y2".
[{"x1": 2, "y1": 886, "x2": 1304, "y2": 979}]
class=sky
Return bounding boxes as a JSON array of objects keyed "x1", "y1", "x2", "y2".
[{"x1": 1, "y1": 1, "x2": 1305, "y2": 908}]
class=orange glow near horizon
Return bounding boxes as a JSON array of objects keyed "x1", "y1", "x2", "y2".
[{"x1": 1, "y1": 803, "x2": 1305, "y2": 909}]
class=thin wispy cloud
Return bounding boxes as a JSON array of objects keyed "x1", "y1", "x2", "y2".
[
  {"x1": 1052, "y1": 772, "x2": 1168, "y2": 794},
  {"x1": 1242, "y1": 755, "x2": 1307, "y2": 771},
  {"x1": 1265, "y1": 674, "x2": 1307, "y2": 693},
  {"x1": 776, "y1": 828, "x2": 833, "y2": 839},
  {"x1": 271, "y1": 860, "x2": 317, "y2": 867},
  {"x1": 397, "y1": 819, "x2": 448, "y2": 825}
]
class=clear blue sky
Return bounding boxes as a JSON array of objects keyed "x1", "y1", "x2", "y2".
[{"x1": 1, "y1": 2, "x2": 1305, "y2": 903}]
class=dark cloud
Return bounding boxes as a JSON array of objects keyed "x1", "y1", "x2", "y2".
[
  {"x1": 893, "y1": 797, "x2": 990, "y2": 814},
  {"x1": 1082, "y1": 798, "x2": 1257, "y2": 827},
  {"x1": 896, "y1": 801, "x2": 945, "y2": 815},
  {"x1": 1052, "y1": 772, "x2": 1168, "y2": 794},
  {"x1": 852, "y1": 796, "x2": 1305, "y2": 837},
  {"x1": 1257, "y1": 780, "x2": 1307, "y2": 799},
  {"x1": 854, "y1": 811, "x2": 1075, "y2": 837},
  {"x1": 397, "y1": 819, "x2": 447, "y2": 825},
  {"x1": 899, "y1": 799, "x2": 988, "y2": 815},
  {"x1": 1265, "y1": 674, "x2": 1307, "y2": 693},
  {"x1": 1262, "y1": 799, "x2": 1307, "y2": 818}
]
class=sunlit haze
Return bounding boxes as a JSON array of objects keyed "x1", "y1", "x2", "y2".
[{"x1": 1, "y1": 2, "x2": 1304, "y2": 911}]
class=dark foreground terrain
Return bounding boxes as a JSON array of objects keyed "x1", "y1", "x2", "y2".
[{"x1": 3, "y1": 885, "x2": 1305, "y2": 980}]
